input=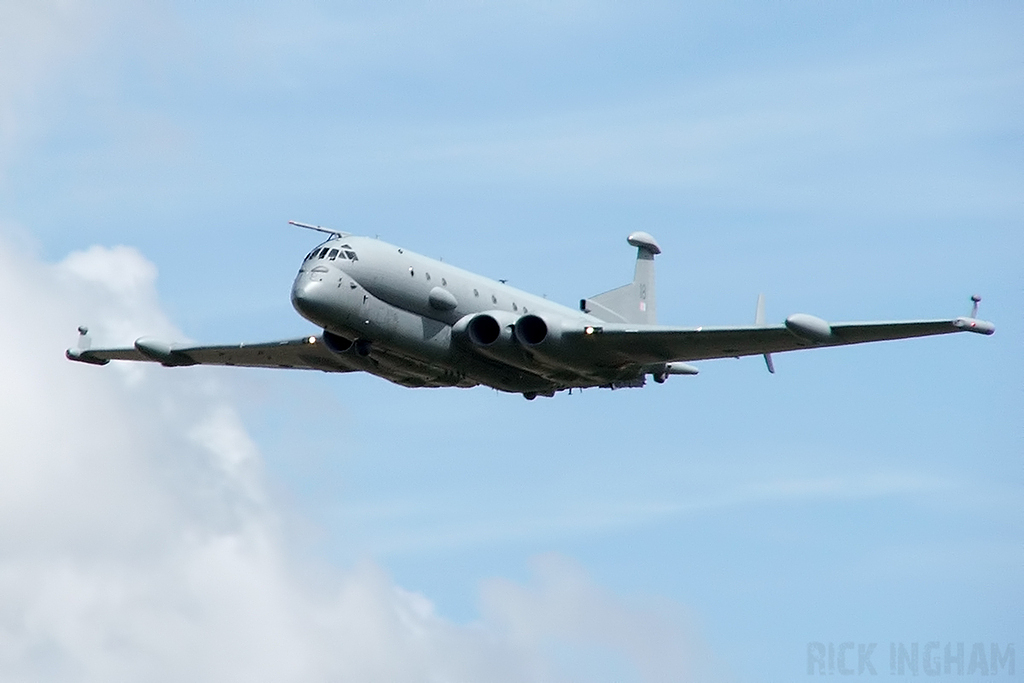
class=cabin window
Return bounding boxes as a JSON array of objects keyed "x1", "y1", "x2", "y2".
[
  {"x1": 328, "y1": 249, "x2": 339, "y2": 260},
  {"x1": 409, "y1": 267, "x2": 415, "y2": 276},
  {"x1": 473, "y1": 289, "x2": 479, "y2": 297},
  {"x1": 441, "y1": 278, "x2": 447, "y2": 286},
  {"x1": 491, "y1": 295, "x2": 497, "y2": 304},
  {"x1": 425, "y1": 273, "x2": 431, "y2": 281},
  {"x1": 512, "y1": 303, "x2": 518, "y2": 311}
]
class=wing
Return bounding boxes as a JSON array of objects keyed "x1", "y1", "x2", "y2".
[
  {"x1": 66, "y1": 335, "x2": 357, "y2": 373},
  {"x1": 575, "y1": 314, "x2": 995, "y2": 367}
]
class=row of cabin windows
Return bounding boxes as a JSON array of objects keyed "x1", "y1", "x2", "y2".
[
  {"x1": 306, "y1": 245, "x2": 358, "y2": 262},
  {"x1": 312, "y1": 249, "x2": 530, "y2": 314},
  {"x1": 408, "y1": 272, "x2": 529, "y2": 313},
  {"x1": 408, "y1": 269, "x2": 447, "y2": 287},
  {"x1": 406, "y1": 268, "x2": 530, "y2": 313},
  {"x1": 468, "y1": 288, "x2": 526, "y2": 313}
]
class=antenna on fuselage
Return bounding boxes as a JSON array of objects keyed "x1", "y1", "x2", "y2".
[{"x1": 288, "y1": 220, "x2": 350, "y2": 238}]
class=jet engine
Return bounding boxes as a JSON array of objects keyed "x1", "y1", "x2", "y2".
[
  {"x1": 513, "y1": 314, "x2": 561, "y2": 347},
  {"x1": 512, "y1": 313, "x2": 580, "y2": 368},
  {"x1": 452, "y1": 310, "x2": 536, "y2": 369}
]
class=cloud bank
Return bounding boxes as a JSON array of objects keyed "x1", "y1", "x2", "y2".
[{"x1": 0, "y1": 233, "x2": 722, "y2": 682}]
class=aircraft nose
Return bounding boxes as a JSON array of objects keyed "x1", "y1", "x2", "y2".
[{"x1": 291, "y1": 276, "x2": 329, "y2": 324}]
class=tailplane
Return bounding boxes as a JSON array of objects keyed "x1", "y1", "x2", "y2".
[{"x1": 580, "y1": 232, "x2": 660, "y2": 324}]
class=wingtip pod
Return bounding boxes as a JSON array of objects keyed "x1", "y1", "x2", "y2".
[
  {"x1": 65, "y1": 348, "x2": 109, "y2": 365},
  {"x1": 953, "y1": 317, "x2": 995, "y2": 335},
  {"x1": 956, "y1": 295, "x2": 993, "y2": 334},
  {"x1": 66, "y1": 325, "x2": 108, "y2": 365}
]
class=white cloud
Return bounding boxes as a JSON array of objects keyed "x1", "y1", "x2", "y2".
[
  {"x1": 481, "y1": 554, "x2": 721, "y2": 683},
  {"x1": 0, "y1": 3, "x2": 723, "y2": 678},
  {"x1": 0, "y1": 232, "x2": 724, "y2": 682}
]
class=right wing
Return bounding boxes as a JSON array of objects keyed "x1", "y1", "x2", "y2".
[
  {"x1": 67, "y1": 335, "x2": 357, "y2": 373},
  {"x1": 569, "y1": 314, "x2": 995, "y2": 367}
]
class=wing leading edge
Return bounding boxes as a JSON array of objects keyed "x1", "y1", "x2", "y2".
[{"x1": 66, "y1": 335, "x2": 356, "y2": 373}]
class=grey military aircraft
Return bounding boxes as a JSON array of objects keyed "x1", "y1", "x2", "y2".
[{"x1": 67, "y1": 222, "x2": 994, "y2": 399}]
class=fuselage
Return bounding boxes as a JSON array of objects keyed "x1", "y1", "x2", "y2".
[{"x1": 290, "y1": 235, "x2": 611, "y2": 394}]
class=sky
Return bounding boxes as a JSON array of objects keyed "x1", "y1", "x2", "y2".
[{"x1": 0, "y1": 2, "x2": 1021, "y2": 681}]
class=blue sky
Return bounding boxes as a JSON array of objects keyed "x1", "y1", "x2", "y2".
[{"x1": 1, "y1": 2, "x2": 1021, "y2": 681}]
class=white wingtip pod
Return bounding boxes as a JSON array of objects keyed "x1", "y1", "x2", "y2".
[
  {"x1": 66, "y1": 326, "x2": 108, "y2": 365},
  {"x1": 66, "y1": 348, "x2": 108, "y2": 365},
  {"x1": 952, "y1": 317, "x2": 996, "y2": 335},
  {"x1": 955, "y1": 295, "x2": 995, "y2": 335}
]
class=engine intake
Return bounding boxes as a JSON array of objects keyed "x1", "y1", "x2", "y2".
[
  {"x1": 468, "y1": 314, "x2": 502, "y2": 346},
  {"x1": 322, "y1": 330, "x2": 354, "y2": 353},
  {"x1": 514, "y1": 314, "x2": 548, "y2": 346}
]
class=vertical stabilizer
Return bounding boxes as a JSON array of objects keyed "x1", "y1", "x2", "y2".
[{"x1": 580, "y1": 232, "x2": 660, "y2": 324}]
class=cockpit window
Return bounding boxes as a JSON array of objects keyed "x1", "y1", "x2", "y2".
[
  {"x1": 328, "y1": 248, "x2": 339, "y2": 260},
  {"x1": 345, "y1": 250, "x2": 358, "y2": 261},
  {"x1": 318, "y1": 248, "x2": 329, "y2": 259}
]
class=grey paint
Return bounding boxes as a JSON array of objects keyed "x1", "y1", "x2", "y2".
[{"x1": 67, "y1": 231, "x2": 995, "y2": 399}]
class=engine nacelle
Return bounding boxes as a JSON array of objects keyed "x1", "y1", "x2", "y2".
[
  {"x1": 453, "y1": 310, "x2": 519, "y2": 346},
  {"x1": 513, "y1": 314, "x2": 564, "y2": 346},
  {"x1": 323, "y1": 330, "x2": 371, "y2": 357},
  {"x1": 512, "y1": 313, "x2": 586, "y2": 370},
  {"x1": 456, "y1": 313, "x2": 585, "y2": 376},
  {"x1": 451, "y1": 310, "x2": 538, "y2": 370}
]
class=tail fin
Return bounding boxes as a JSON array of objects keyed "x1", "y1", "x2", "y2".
[{"x1": 580, "y1": 232, "x2": 661, "y2": 324}]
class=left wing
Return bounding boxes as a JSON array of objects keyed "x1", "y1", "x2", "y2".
[
  {"x1": 67, "y1": 335, "x2": 357, "y2": 373},
  {"x1": 569, "y1": 314, "x2": 995, "y2": 367}
]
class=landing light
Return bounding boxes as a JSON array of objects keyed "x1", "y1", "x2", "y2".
[
  {"x1": 585, "y1": 326, "x2": 595, "y2": 335},
  {"x1": 307, "y1": 336, "x2": 317, "y2": 344}
]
